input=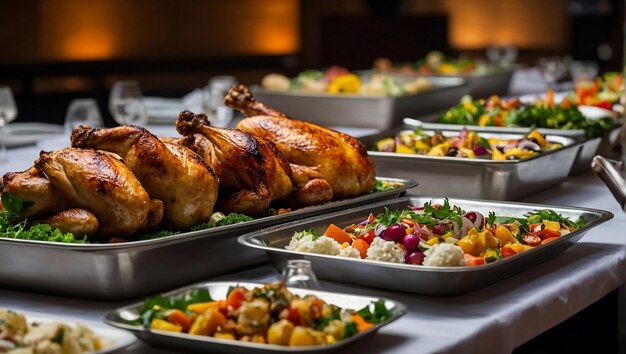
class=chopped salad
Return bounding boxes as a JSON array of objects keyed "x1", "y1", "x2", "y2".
[
  {"x1": 285, "y1": 199, "x2": 584, "y2": 267},
  {"x1": 261, "y1": 66, "x2": 432, "y2": 97},
  {"x1": 138, "y1": 283, "x2": 391, "y2": 347},
  {"x1": 439, "y1": 89, "x2": 617, "y2": 138},
  {"x1": 571, "y1": 72, "x2": 623, "y2": 110},
  {"x1": 372, "y1": 128, "x2": 562, "y2": 160}
]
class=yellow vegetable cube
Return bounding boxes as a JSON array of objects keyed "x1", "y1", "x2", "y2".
[
  {"x1": 395, "y1": 145, "x2": 416, "y2": 154},
  {"x1": 189, "y1": 308, "x2": 225, "y2": 336},
  {"x1": 543, "y1": 220, "x2": 561, "y2": 231},
  {"x1": 267, "y1": 319, "x2": 295, "y2": 346},
  {"x1": 150, "y1": 318, "x2": 183, "y2": 333}
]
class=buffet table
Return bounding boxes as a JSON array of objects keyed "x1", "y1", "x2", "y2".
[{"x1": 1, "y1": 127, "x2": 626, "y2": 354}]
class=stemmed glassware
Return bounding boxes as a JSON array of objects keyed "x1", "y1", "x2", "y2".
[
  {"x1": 281, "y1": 259, "x2": 321, "y2": 289},
  {"x1": 109, "y1": 81, "x2": 148, "y2": 126},
  {"x1": 486, "y1": 44, "x2": 518, "y2": 67},
  {"x1": 64, "y1": 99, "x2": 104, "y2": 135},
  {"x1": 538, "y1": 57, "x2": 568, "y2": 89},
  {"x1": 0, "y1": 87, "x2": 18, "y2": 163},
  {"x1": 203, "y1": 76, "x2": 238, "y2": 128}
]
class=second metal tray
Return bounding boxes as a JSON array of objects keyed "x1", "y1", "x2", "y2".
[
  {"x1": 104, "y1": 281, "x2": 406, "y2": 354},
  {"x1": 360, "y1": 128, "x2": 582, "y2": 200},
  {"x1": 238, "y1": 197, "x2": 613, "y2": 296},
  {"x1": 0, "y1": 177, "x2": 415, "y2": 301}
]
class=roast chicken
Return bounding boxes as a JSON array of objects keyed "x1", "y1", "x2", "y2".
[
  {"x1": 225, "y1": 85, "x2": 376, "y2": 205},
  {"x1": 34, "y1": 148, "x2": 163, "y2": 239},
  {"x1": 175, "y1": 110, "x2": 293, "y2": 215},
  {"x1": 1, "y1": 166, "x2": 66, "y2": 219},
  {"x1": 71, "y1": 125, "x2": 219, "y2": 229}
]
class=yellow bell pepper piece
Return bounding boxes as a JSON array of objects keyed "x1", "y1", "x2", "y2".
[
  {"x1": 327, "y1": 74, "x2": 361, "y2": 94},
  {"x1": 478, "y1": 113, "x2": 491, "y2": 126},
  {"x1": 527, "y1": 130, "x2": 547, "y2": 148},
  {"x1": 428, "y1": 142, "x2": 450, "y2": 156},
  {"x1": 214, "y1": 332, "x2": 236, "y2": 340},
  {"x1": 187, "y1": 301, "x2": 225, "y2": 314},
  {"x1": 395, "y1": 145, "x2": 415, "y2": 154},
  {"x1": 543, "y1": 220, "x2": 561, "y2": 231},
  {"x1": 150, "y1": 318, "x2": 183, "y2": 333},
  {"x1": 495, "y1": 226, "x2": 517, "y2": 246},
  {"x1": 426, "y1": 237, "x2": 440, "y2": 245},
  {"x1": 507, "y1": 242, "x2": 533, "y2": 254},
  {"x1": 414, "y1": 140, "x2": 431, "y2": 151},
  {"x1": 491, "y1": 147, "x2": 506, "y2": 160}
]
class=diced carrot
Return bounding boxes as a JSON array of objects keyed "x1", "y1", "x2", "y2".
[
  {"x1": 166, "y1": 309, "x2": 193, "y2": 332},
  {"x1": 187, "y1": 300, "x2": 226, "y2": 314},
  {"x1": 541, "y1": 237, "x2": 560, "y2": 245},
  {"x1": 324, "y1": 224, "x2": 353, "y2": 244},
  {"x1": 359, "y1": 230, "x2": 375, "y2": 245},
  {"x1": 545, "y1": 88, "x2": 555, "y2": 107},
  {"x1": 352, "y1": 238, "x2": 369, "y2": 259},
  {"x1": 351, "y1": 314, "x2": 374, "y2": 332},
  {"x1": 464, "y1": 254, "x2": 486, "y2": 266},
  {"x1": 226, "y1": 288, "x2": 246, "y2": 310},
  {"x1": 401, "y1": 218, "x2": 416, "y2": 228}
]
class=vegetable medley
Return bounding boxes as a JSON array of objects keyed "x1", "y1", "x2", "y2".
[
  {"x1": 571, "y1": 72, "x2": 623, "y2": 110},
  {"x1": 139, "y1": 283, "x2": 391, "y2": 347},
  {"x1": 285, "y1": 199, "x2": 584, "y2": 267},
  {"x1": 261, "y1": 65, "x2": 432, "y2": 97},
  {"x1": 0, "y1": 308, "x2": 104, "y2": 354},
  {"x1": 373, "y1": 51, "x2": 490, "y2": 76},
  {"x1": 373, "y1": 128, "x2": 562, "y2": 160},
  {"x1": 439, "y1": 89, "x2": 617, "y2": 138}
]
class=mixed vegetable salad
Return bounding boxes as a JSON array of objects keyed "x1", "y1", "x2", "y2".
[
  {"x1": 285, "y1": 199, "x2": 584, "y2": 267},
  {"x1": 439, "y1": 89, "x2": 617, "y2": 138},
  {"x1": 261, "y1": 66, "x2": 432, "y2": 97},
  {"x1": 372, "y1": 128, "x2": 562, "y2": 160},
  {"x1": 571, "y1": 72, "x2": 623, "y2": 110},
  {"x1": 138, "y1": 283, "x2": 391, "y2": 347},
  {"x1": 373, "y1": 51, "x2": 494, "y2": 76}
]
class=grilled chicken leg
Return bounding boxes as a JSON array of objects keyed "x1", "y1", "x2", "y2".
[
  {"x1": 1, "y1": 166, "x2": 66, "y2": 219},
  {"x1": 225, "y1": 85, "x2": 376, "y2": 205},
  {"x1": 35, "y1": 148, "x2": 162, "y2": 239},
  {"x1": 71, "y1": 125, "x2": 219, "y2": 230},
  {"x1": 176, "y1": 110, "x2": 292, "y2": 215}
]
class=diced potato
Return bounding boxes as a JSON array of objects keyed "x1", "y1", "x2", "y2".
[
  {"x1": 267, "y1": 319, "x2": 295, "y2": 346},
  {"x1": 189, "y1": 308, "x2": 226, "y2": 336},
  {"x1": 214, "y1": 332, "x2": 236, "y2": 341},
  {"x1": 150, "y1": 319, "x2": 182, "y2": 333},
  {"x1": 288, "y1": 326, "x2": 326, "y2": 347},
  {"x1": 495, "y1": 226, "x2": 517, "y2": 246}
]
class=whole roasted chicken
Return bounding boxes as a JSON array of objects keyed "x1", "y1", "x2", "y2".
[
  {"x1": 35, "y1": 148, "x2": 163, "y2": 239},
  {"x1": 175, "y1": 110, "x2": 293, "y2": 215},
  {"x1": 71, "y1": 125, "x2": 219, "y2": 230},
  {"x1": 225, "y1": 85, "x2": 376, "y2": 205}
]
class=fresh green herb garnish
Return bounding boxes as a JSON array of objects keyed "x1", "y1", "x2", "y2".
[
  {"x1": 215, "y1": 213, "x2": 253, "y2": 227},
  {"x1": 137, "y1": 288, "x2": 213, "y2": 326},
  {"x1": 343, "y1": 321, "x2": 359, "y2": 338},
  {"x1": 356, "y1": 299, "x2": 392, "y2": 324},
  {"x1": 314, "y1": 307, "x2": 340, "y2": 331},
  {"x1": 297, "y1": 227, "x2": 320, "y2": 240},
  {"x1": 371, "y1": 179, "x2": 404, "y2": 193},
  {"x1": 524, "y1": 209, "x2": 585, "y2": 229}
]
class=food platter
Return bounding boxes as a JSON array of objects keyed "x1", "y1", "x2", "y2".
[
  {"x1": 1, "y1": 309, "x2": 136, "y2": 353},
  {"x1": 401, "y1": 120, "x2": 606, "y2": 176},
  {"x1": 421, "y1": 66, "x2": 516, "y2": 98},
  {"x1": 238, "y1": 197, "x2": 612, "y2": 296},
  {"x1": 0, "y1": 177, "x2": 416, "y2": 301},
  {"x1": 104, "y1": 281, "x2": 405, "y2": 354},
  {"x1": 359, "y1": 128, "x2": 581, "y2": 200},
  {"x1": 251, "y1": 77, "x2": 469, "y2": 129}
]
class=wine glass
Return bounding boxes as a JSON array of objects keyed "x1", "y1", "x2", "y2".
[
  {"x1": 202, "y1": 76, "x2": 238, "y2": 127},
  {"x1": 109, "y1": 81, "x2": 148, "y2": 126},
  {"x1": 569, "y1": 61, "x2": 599, "y2": 84},
  {"x1": 64, "y1": 99, "x2": 104, "y2": 135},
  {"x1": 486, "y1": 44, "x2": 518, "y2": 67},
  {"x1": 538, "y1": 57, "x2": 568, "y2": 89},
  {"x1": 0, "y1": 87, "x2": 18, "y2": 163}
]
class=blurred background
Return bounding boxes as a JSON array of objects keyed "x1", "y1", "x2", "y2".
[{"x1": 0, "y1": 0, "x2": 622, "y2": 125}]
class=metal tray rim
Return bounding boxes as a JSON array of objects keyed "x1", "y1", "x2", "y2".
[
  {"x1": 103, "y1": 281, "x2": 407, "y2": 352},
  {"x1": 0, "y1": 177, "x2": 416, "y2": 251},
  {"x1": 237, "y1": 196, "x2": 614, "y2": 274}
]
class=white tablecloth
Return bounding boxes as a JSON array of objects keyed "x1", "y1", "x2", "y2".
[{"x1": 1, "y1": 131, "x2": 625, "y2": 354}]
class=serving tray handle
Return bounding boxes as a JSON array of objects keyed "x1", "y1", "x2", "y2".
[{"x1": 591, "y1": 155, "x2": 626, "y2": 211}]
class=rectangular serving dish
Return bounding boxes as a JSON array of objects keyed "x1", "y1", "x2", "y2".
[
  {"x1": 238, "y1": 197, "x2": 613, "y2": 296},
  {"x1": 424, "y1": 66, "x2": 516, "y2": 98},
  {"x1": 104, "y1": 281, "x2": 406, "y2": 354},
  {"x1": 359, "y1": 128, "x2": 581, "y2": 200},
  {"x1": 412, "y1": 118, "x2": 619, "y2": 176},
  {"x1": 0, "y1": 177, "x2": 415, "y2": 301},
  {"x1": 251, "y1": 77, "x2": 468, "y2": 130}
]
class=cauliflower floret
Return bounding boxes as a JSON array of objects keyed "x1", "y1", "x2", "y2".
[
  {"x1": 423, "y1": 243, "x2": 466, "y2": 267},
  {"x1": 366, "y1": 238, "x2": 405, "y2": 263},
  {"x1": 286, "y1": 233, "x2": 341, "y2": 256},
  {"x1": 339, "y1": 245, "x2": 361, "y2": 259}
]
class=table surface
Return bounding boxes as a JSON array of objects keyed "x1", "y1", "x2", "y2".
[{"x1": 1, "y1": 125, "x2": 625, "y2": 354}]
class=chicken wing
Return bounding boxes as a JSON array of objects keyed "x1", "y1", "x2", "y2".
[
  {"x1": 225, "y1": 85, "x2": 376, "y2": 205},
  {"x1": 176, "y1": 110, "x2": 292, "y2": 215},
  {"x1": 71, "y1": 125, "x2": 219, "y2": 230}
]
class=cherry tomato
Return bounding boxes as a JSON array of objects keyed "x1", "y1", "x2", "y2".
[
  {"x1": 522, "y1": 234, "x2": 541, "y2": 247},
  {"x1": 539, "y1": 228, "x2": 561, "y2": 240},
  {"x1": 287, "y1": 306, "x2": 301, "y2": 326},
  {"x1": 500, "y1": 246, "x2": 517, "y2": 259},
  {"x1": 359, "y1": 230, "x2": 375, "y2": 245}
]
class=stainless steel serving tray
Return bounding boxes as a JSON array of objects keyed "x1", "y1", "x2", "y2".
[
  {"x1": 251, "y1": 77, "x2": 469, "y2": 130},
  {"x1": 238, "y1": 197, "x2": 613, "y2": 296},
  {"x1": 409, "y1": 120, "x2": 618, "y2": 176},
  {"x1": 359, "y1": 128, "x2": 581, "y2": 200},
  {"x1": 104, "y1": 281, "x2": 406, "y2": 354},
  {"x1": 423, "y1": 66, "x2": 516, "y2": 98},
  {"x1": 0, "y1": 177, "x2": 415, "y2": 301}
]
